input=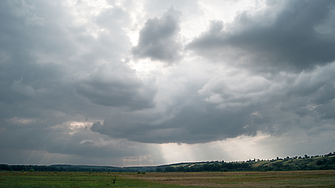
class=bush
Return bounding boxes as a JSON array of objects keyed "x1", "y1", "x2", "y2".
[{"x1": 317, "y1": 160, "x2": 323, "y2": 165}]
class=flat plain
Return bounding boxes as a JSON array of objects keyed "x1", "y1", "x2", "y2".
[{"x1": 1, "y1": 170, "x2": 335, "y2": 187}]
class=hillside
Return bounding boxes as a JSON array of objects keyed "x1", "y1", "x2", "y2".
[
  {"x1": 157, "y1": 152, "x2": 335, "y2": 172},
  {"x1": 1, "y1": 152, "x2": 334, "y2": 172}
]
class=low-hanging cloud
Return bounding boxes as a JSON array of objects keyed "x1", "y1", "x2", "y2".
[
  {"x1": 74, "y1": 65, "x2": 157, "y2": 110},
  {"x1": 90, "y1": 103, "x2": 259, "y2": 144},
  {"x1": 90, "y1": 61, "x2": 335, "y2": 144}
]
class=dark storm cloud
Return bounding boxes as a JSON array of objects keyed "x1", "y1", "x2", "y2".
[
  {"x1": 0, "y1": 122, "x2": 153, "y2": 160},
  {"x1": 187, "y1": 0, "x2": 335, "y2": 72},
  {"x1": 0, "y1": 0, "x2": 158, "y2": 163},
  {"x1": 0, "y1": 0, "x2": 155, "y2": 117},
  {"x1": 90, "y1": 80, "x2": 262, "y2": 144},
  {"x1": 91, "y1": 103, "x2": 259, "y2": 144},
  {"x1": 74, "y1": 65, "x2": 157, "y2": 110},
  {"x1": 91, "y1": 62, "x2": 335, "y2": 144},
  {"x1": 132, "y1": 6, "x2": 183, "y2": 64}
]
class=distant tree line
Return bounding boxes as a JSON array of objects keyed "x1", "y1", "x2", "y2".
[
  {"x1": 0, "y1": 164, "x2": 156, "y2": 173},
  {"x1": 156, "y1": 152, "x2": 335, "y2": 172},
  {"x1": 158, "y1": 162, "x2": 252, "y2": 172}
]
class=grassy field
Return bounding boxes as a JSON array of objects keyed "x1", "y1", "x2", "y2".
[{"x1": 1, "y1": 170, "x2": 335, "y2": 187}]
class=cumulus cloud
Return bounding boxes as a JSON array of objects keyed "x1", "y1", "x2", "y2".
[
  {"x1": 132, "y1": 6, "x2": 183, "y2": 64},
  {"x1": 187, "y1": 0, "x2": 335, "y2": 72}
]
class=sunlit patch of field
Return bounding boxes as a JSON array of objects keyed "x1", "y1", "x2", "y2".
[{"x1": 0, "y1": 170, "x2": 334, "y2": 187}]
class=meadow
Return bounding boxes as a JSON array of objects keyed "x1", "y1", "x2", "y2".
[{"x1": 1, "y1": 170, "x2": 335, "y2": 187}]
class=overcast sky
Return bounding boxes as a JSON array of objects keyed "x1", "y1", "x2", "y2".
[{"x1": 1, "y1": 0, "x2": 335, "y2": 166}]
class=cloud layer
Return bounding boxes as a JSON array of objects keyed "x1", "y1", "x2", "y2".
[{"x1": 0, "y1": 0, "x2": 335, "y2": 165}]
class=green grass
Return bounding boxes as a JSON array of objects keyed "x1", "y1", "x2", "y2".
[
  {"x1": 1, "y1": 171, "x2": 335, "y2": 187},
  {"x1": 0, "y1": 171, "x2": 193, "y2": 188}
]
